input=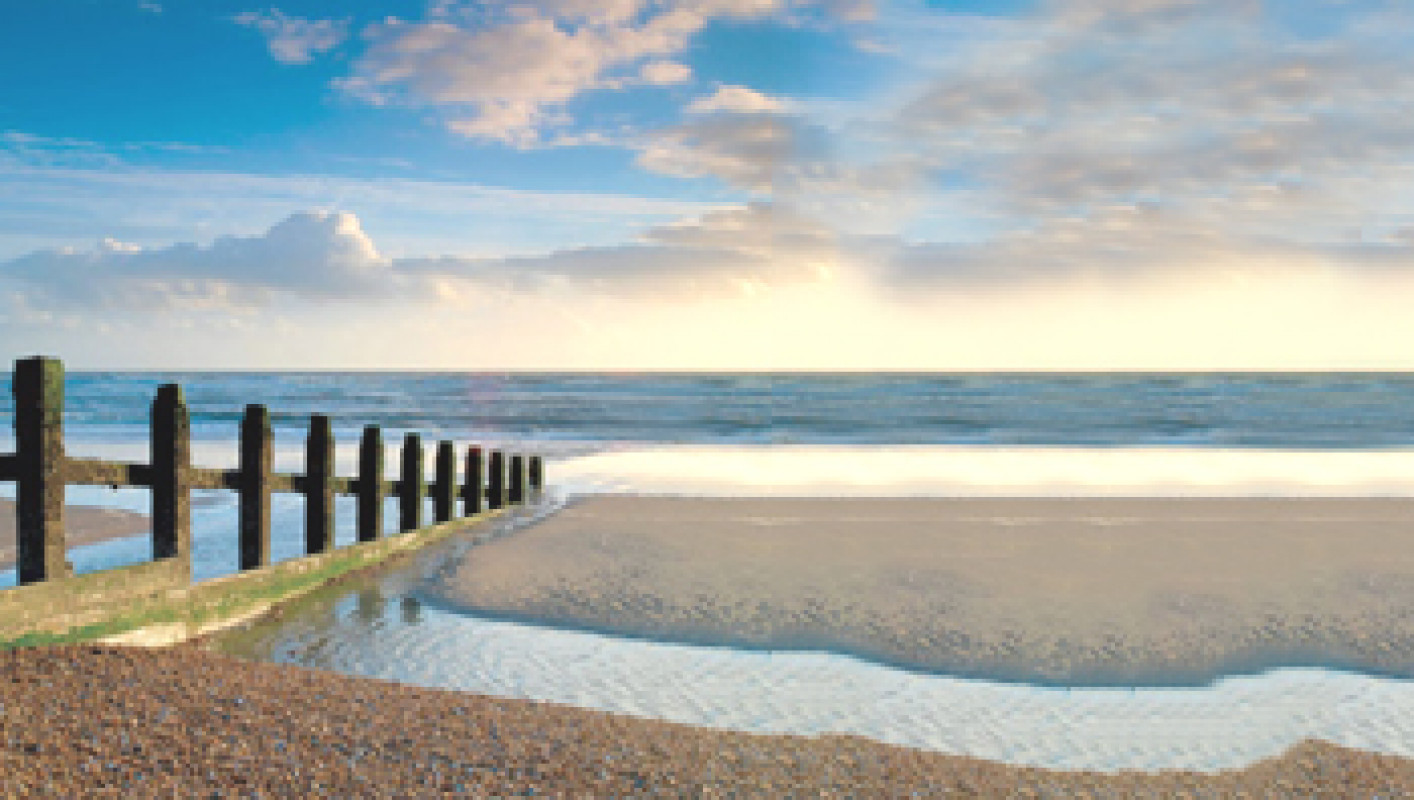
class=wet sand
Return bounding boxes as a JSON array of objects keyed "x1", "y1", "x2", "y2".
[
  {"x1": 0, "y1": 498, "x2": 149, "y2": 571},
  {"x1": 433, "y1": 496, "x2": 1414, "y2": 685},
  {"x1": 2, "y1": 643, "x2": 1412, "y2": 796}
]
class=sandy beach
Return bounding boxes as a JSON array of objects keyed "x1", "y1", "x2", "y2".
[
  {"x1": 0, "y1": 499, "x2": 149, "y2": 572},
  {"x1": 432, "y1": 495, "x2": 1414, "y2": 685}
]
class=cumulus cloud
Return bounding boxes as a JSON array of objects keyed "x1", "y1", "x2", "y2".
[
  {"x1": 338, "y1": 0, "x2": 871, "y2": 145},
  {"x1": 0, "y1": 212, "x2": 407, "y2": 313},
  {"x1": 234, "y1": 9, "x2": 349, "y2": 65},
  {"x1": 0, "y1": 204, "x2": 850, "y2": 321}
]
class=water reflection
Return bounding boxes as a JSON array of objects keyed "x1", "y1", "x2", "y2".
[{"x1": 201, "y1": 499, "x2": 1414, "y2": 773}]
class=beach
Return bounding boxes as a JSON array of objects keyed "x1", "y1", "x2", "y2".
[
  {"x1": 432, "y1": 495, "x2": 1414, "y2": 685},
  {"x1": 7, "y1": 494, "x2": 1414, "y2": 790},
  {"x1": 3, "y1": 643, "x2": 1412, "y2": 796},
  {"x1": 0, "y1": 499, "x2": 149, "y2": 571}
]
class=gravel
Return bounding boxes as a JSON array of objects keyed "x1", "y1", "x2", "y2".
[{"x1": 2, "y1": 644, "x2": 1412, "y2": 797}]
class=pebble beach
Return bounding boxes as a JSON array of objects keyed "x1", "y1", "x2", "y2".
[
  {"x1": 7, "y1": 494, "x2": 1414, "y2": 792},
  {"x1": 3, "y1": 643, "x2": 1413, "y2": 797}
]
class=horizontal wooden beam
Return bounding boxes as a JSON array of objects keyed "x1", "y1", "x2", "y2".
[
  {"x1": 21, "y1": 456, "x2": 492, "y2": 502},
  {"x1": 188, "y1": 467, "x2": 236, "y2": 491},
  {"x1": 64, "y1": 457, "x2": 153, "y2": 487}
]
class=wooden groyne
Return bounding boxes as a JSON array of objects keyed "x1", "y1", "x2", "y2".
[{"x1": 0, "y1": 356, "x2": 544, "y2": 646}]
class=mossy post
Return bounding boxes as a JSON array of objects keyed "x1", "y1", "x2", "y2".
[
  {"x1": 151, "y1": 384, "x2": 191, "y2": 567},
  {"x1": 528, "y1": 455, "x2": 544, "y2": 498},
  {"x1": 487, "y1": 450, "x2": 506, "y2": 511},
  {"x1": 508, "y1": 454, "x2": 526, "y2": 504},
  {"x1": 305, "y1": 414, "x2": 334, "y2": 554},
  {"x1": 357, "y1": 425, "x2": 384, "y2": 542},
  {"x1": 463, "y1": 446, "x2": 483, "y2": 516},
  {"x1": 14, "y1": 356, "x2": 68, "y2": 585},
  {"x1": 239, "y1": 404, "x2": 273, "y2": 571},
  {"x1": 400, "y1": 433, "x2": 423, "y2": 532},
  {"x1": 434, "y1": 440, "x2": 456, "y2": 523}
]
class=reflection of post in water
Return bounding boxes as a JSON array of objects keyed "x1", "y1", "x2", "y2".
[
  {"x1": 399, "y1": 594, "x2": 422, "y2": 626},
  {"x1": 355, "y1": 586, "x2": 385, "y2": 625}
]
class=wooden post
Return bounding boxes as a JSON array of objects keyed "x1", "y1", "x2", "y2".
[
  {"x1": 305, "y1": 414, "x2": 334, "y2": 554},
  {"x1": 239, "y1": 404, "x2": 273, "y2": 570},
  {"x1": 487, "y1": 450, "x2": 506, "y2": 511},
  {"x1": 399, "y1": 433, "x2": 423, "y2": 532},
  {"x1": 529, "y1": 455, "x2": 544, "y2": 497},
  {"x1": 463, "y1": 446, "x2": 483, "y2": 516},
  {"x1": 357, "y1": 425, "x2": 383, "y2": 542},
  {"x1": 509, "y1": 454, "x2": 526, "y2": 504},
  {"x1": 151, "y1": 384, "x2": 191, "y2": 569},
  {"x1": 14, "y1": 356, "x2": 68, "y2": 584},
  {"x1": 434, "y1": 440, "x2": 456, "y2": 523}
]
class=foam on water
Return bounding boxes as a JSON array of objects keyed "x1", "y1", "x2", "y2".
[
  {"x1": 248, "y1": 597, "x2": 1414, "y2": 773},
  {"x1": 553, "y1": 444, "x2": 1414, "y2": 497}
]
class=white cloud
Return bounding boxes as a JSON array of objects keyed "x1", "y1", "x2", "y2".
[
  {"x1": 339, "y1": 0, "x2": 871, "y2": 145},
  {"x1": 0, "y1": 151, "x2": 716, "y2": 262},
  {"x1": 399, "y1": 201, "x2": 843, "y2": 298},
  {"x1": 0, "y1": 211, "x2": 406, "y2": 312},
  {"x1": 0, "y1": 203, "x2": 841, "y2": 319},
  {"x1": 862, "y1": 0, "x2": 1414, "y2": 288},
  {"x1": 640, "y1": 60, "x2": 694, "y2": 86},
  {"x1": 234, "y1": 9, "x2": 349, "y2": 65},
  {"x1": 685, "y1": 84, "x2": 786, "y2": 114}
]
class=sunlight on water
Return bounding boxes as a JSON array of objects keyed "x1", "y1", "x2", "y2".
[{"x1": 553, "y1": 445, "x2": 1414, "y2": 497}]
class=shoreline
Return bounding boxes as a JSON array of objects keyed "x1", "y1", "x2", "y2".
[
  {"x1": 431, "y1": 495, "x2": 1414, "y2": 686},
  {"x1": 0, "y1": 499, "x2": 149, "y2": 572},
  {"x1": 3, "y1": 643, "x2": 1412, "y2": 795}
]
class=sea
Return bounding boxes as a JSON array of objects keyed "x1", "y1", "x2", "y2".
[{"x1": 6, "y1": 370, "x2": 1414, "y2": 771}]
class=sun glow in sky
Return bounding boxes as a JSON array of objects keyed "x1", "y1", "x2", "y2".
[{"x1": 4, "y1": 0, "x2": 1414, "y2": 370}]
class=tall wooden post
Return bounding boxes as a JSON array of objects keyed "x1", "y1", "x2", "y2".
[
  {"x1": 528, "y1": 455, "x2": 544, "y2": 497},
  {"x1": 509, "y1": 454, "x2": 526, "y2": 505},
  {"x1": 151, "y1": 384, "x2": 191, "y2": 571},
  {"x1": 357, "y1": 425, "x2": 384, "y2": 542},
  {"x1": 463, "y1": 446, "x2": 483, "y2": 516},
  {"x1": 399, "y1": 433, "x2": 423, "y2": 532},
  {"x1": 305, "y1": 414, "x2": 334, "y2": 554},
  {"x1": 487, "y1": 450, "x2": 506, "y2": 511},
  {"x1": 434, "y1": 440, "x2": 456, "y2": 523},
  {"x1": 14, "y1": 356, "x2": 68, "y2": 584},
  {"x1": 239, "y1": 404, "x2": 273, "y2": 570}
]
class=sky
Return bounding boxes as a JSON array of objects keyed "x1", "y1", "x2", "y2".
[{"x1": 3, "y1": 0, "x2": 1414, "y2": 370}]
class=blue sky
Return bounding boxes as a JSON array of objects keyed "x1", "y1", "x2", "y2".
[{"x1": 4, "y1": 0, "x2": 1414, "y2": 369}]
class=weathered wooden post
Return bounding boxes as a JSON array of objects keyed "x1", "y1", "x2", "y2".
[
  {"x1": 529, "y1": 455, "x2": 544, "y2": 497},
  {"x1": 509, "y1": 454, "x2": 526, "y2": 504},
  {"x1": 14, "y1": 356, "x2": 68, "y2": 584},
  {"x1": 463, "y1": 446, "x2": 483, "y2": 516},
  {"x1": 239, "y1": 404, "x2": 273, "y2": 570},
  {"x1": 305, "y1": 414, "x2": 334, "y2": 554},
  {"x1": 357, "y1": 425, "x2": 383, "y2": 542},
  {"x1": 151, "y1": 384, "x2": 191, "y2": 571},
  {"x1": 399, "y1": 433, "x2": 423, "y2": 532},
  {"x1": 487, "y1": 450, "x2": 506, "y2": 511},
  {"x1": 434, "y1": 440, "x2": 456, "y2": 523}
]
